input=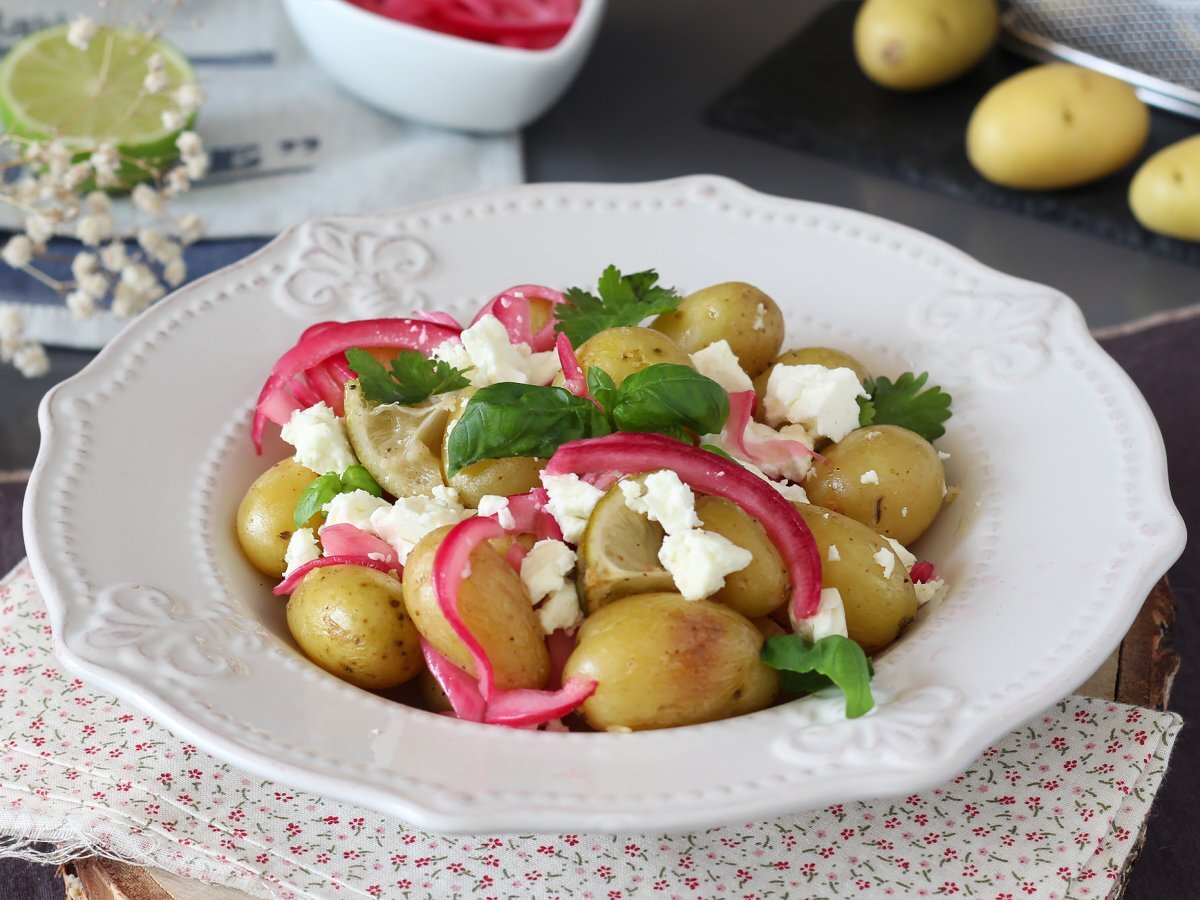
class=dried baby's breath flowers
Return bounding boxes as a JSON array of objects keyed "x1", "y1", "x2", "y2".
[{"x1": 0, "y1": 4, "x2": 207, "y2": 377}]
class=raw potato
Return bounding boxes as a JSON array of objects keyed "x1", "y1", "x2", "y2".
[
  {"x1": 793, "y1": 505, "x2": 918, "y2": 654},
  {"x1": 1129, "y1": 134, "x2": 1200, "y2": 241},
  {"x1": 563, "y1": 593, "x2": 779, "y2": 731},
  {"x1": 805, "y1": 425, "x2": 945, "y2": 544},
  {"x1": 695, "y1": 496, "x2": 789, "y2": 618},
  {"x1": 651, "y1": 282, "x2": 783, "y2": 376},
  {"x1": 440, "y1": 392, "x2": 545, "y2": 507},
  {"x1": 854, "y1": 0, "x2": 998, "y2": 91},
  {"x1": 967, "y1": 64, "x2": 1149, "y2": 190},
  {"x1": 753, "y1": 347, "x2": 871, "y2": 409},
  {"x1": 569, "y1": 326, "x2": 693, "y2": 387},
  {"x1": 286, "y1": 564, "x2": 421, "y2": 690},
  {"x1": 235, "y1": 458, "x2": 321, "y2": 578},
  {"x1": 402, "y1": 525, "x2": 550, "y2": 691}
]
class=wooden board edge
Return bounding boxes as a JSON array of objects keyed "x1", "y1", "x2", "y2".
[{"x1": 1116, "y1": 578, "x2": 1180, "y2": 710}]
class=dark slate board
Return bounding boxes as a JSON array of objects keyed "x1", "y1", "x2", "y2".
[{"x1": 706, "y1": 1, "x2": 1200, "y2": 267}]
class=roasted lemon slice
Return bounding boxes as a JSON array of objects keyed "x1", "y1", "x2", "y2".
[{"x1": 343, "y1": 380, "x2": 451, "y2": 499}]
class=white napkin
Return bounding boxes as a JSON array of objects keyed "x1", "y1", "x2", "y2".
[{"x1": 0, "y1": 561, "x2": 1182, "y2": 899}]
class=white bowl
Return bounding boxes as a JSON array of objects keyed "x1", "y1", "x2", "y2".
[
  {"x1": 281, "y1": 0, "x2": 606, "y2": 132},
  {"x1": 24, "y1": 177, "x2": 1185, "y2": 833}
]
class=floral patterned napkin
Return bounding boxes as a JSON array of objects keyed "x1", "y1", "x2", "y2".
[{"x1": 0, "y1": 560, "x2": 1181, "y2": 900}]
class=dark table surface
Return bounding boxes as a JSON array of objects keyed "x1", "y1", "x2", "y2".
[{"x1": 2, "y1": 1, "x2": 1196, "y2": 897}]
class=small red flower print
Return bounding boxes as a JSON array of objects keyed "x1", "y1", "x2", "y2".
[
  {"x1": 481, "y1": 837, "x2": 502, "y2": 849},
  {"x1": 913, "y1": 814, "x2": 929, "y2": 826},
  {"x1": 608, "y1": 892, "x2": 623, "y2": 900},
  {"x1": 773, "y1": 860, "x2": 790, "y2": 871},
  {"x1": 366, "y1": 887, "x2": 382, "y2": 897},
  {"x1": 255, "y1": 853, "x2": 269, "y2": 864},
  {"x1": 401, "y1": 834, "x2": 418, "y2": 845},
  {"x1": 316, "y1": 853, "x2": 331, "y2": 864},
  {"x1": 998, "y1": 796, "x2": 1016, "y2": 806},
  {"x1": 625, "y1": 843, "x2": 642, "y2": 856},
  {"x1": 156, "y1": 773, "x2": 172, "y2": 786},
  {"x1": 538, "y1": 844, "x2": 556, "y2": 855},
  {"x1": 963, "y1": 803, "x2": 980, "y2": 819},
  {"x1": 840, "y1": 828, "x2": 857, "y2": 841},
  {"x1": 856, "y1": 880, "x2": 873, "y2": 891},
  {"x1": 1043, "y1": 779, "x2": 1061, "y2": 791},
  {"x1": 1106, "y1": 741, "x2": 1122, "y2": 753},
  {"x1": 526, "y1": 871, "x2": 543, "y2": 882},
  {"x1": 884, "y1": 817, "x2": 901, "y2": 829},
  {"x1": 942, "y1": 848, "x2": 958, "y2": 860},
  {"x1": 389, "y1": 853, "x2": 407, "y2": 866},
  {"x1": 819, "y1": 846, "x2": 836, "y2": 859},
  {"x1": 1021, "y1": 881, "x2": 1037, "y2": 895},
  {"x1": 412, "y1": 856, "x2": 429, "y2": 867},
  {"x1": 684, "y1": 876, "x2": 700, "y2": 890},
  {"x1": 349, "y1": 816, "x2": 365, "y2": 829},
  {"x1": 1074, "y1": 709, "x2": 1091, "y2": 723},
  {"x1": 596, "y1": 865, "x2": 613, "y2": 878},
  {"x1": 678, "y1": 855, "x2": 694, "y2": 870},
  {"x1": 272, "y1": 791, "x2": 293, "y2": 802},
  {"x1": 285, "y1": 823, "x2": 302, "y2": 836},
  {"x1": 800, "y1": 863, "x2": 816, "y2": 876},
  {"x1": 1004, "y1": 770, "x2": 1022, "y2": 784},
  {"x1": 397, "y1": 879, "x2": 413, "y2": 890},
  {"x1": 1097, "y1": 763, "x2": 1115, "y2": 774},
  {"x1": 922, "y1": 833, "x2": 940, "y2": 846},
  {"x1": 289, "y1": 845, "x2": 304, "y2": 856},
  {"x1": 905, "y1": 794, "x2": 922, "y2": 806},
  {"x1": 652, "y1": 879, "x2": 669, "y2": 892},
  {"x1": 228, "y1": 809, "x2": 244, "y2": 822},
  {"x1": 876, "y1": 839, "x2": 895, "y2": 850},
  {"x1": 937, "y1": 884, "x2": 959, "y2": 895},
  {"x1": 962, "y1": 864, "x2": 978, "y2": 877},
  {"x1": 1063, "y1": 759, "x2": 1079, "y2": 772},
  {"x1": 563, "y1": 833, "x2": 580, "y2": 846},
  {"x1": 782, "y1": 833, "x2": 798, "y2": 849},
  {"x1": 997, "y1": 894, "x2": 1014, "y2": 900},
  {"x1": 720, "y1": 837, "x2": 741, "y2": 848},
  {"x1": 1001, "y1": 834, "x2": 1016, "y2": 847},
  {"x1": 1114, "y1": 827, "x2": 1131, "y2": 841}
]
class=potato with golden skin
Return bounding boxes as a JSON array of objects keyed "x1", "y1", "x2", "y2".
[
  {"x1": 792, "y1": 504, "x2": 918, "y2": 654},
  {"x1": 805, "y1": 425, "x2": 945, "y2": 544},
  {"x1": 235, "y1": 458, "x2": 321, "y2": 578},
  {"x1": 563, "y1": 592, "x2": 779, "y2": 731},
  {"x1": 854, "y1": 0, "x2": 998, "y2": 91},
  {"x1": 651, "y1": 282, "x2": 783, "y2": 376},
  {"x1": 1129, "y1": 134, "x2": 1200, "y2": 241},
  {"x1": 695, "y1": 496, "x2": 788, "y2": 618},
  {"x1": 402, "y1": 525, "x2": 550, "y2": 691},
  {"x1": 286, "y1": 564, "x2": 421, "y2": 690},
  {"x1": 566, "y1": 326, "x2": 693, "y2": 388}
]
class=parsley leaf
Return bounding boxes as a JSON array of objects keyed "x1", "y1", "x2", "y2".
[
  {"x1": 761, "y1": 634, "x2": 875, "y2": 719},
  {"x1": 293, "y1": 466, "x2": 383, "y2": 528},
  {"x1": 857, "y1": 372, "x2": 951, "y2": 442},
  {"x1": 346, "y1": 347, "x2": 470, "y2": 405},
  {"x1": 555, "y1": 265, "x2": 682, "y2": 346}
]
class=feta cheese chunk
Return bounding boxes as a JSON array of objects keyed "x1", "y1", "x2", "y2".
[
  {"x1": 476, "y1": 494, "x2": 516, "y2": 530},
  {"x1": 370, "y1": 488, "x2": 471, "y2": 564},
  {"x1": 884, "y1": 537, "x2": 917, "y2": 571},
  {"x1": 915, "y1": 578, "x2": 949, "y2": 608},
  {"x1": 282, "y1": 527, "x2": 320, "y2": 577},
  {"x1": 859, "y1": 469, "x2": 879, "y2": 485},
  {"x1": 445, "y1": 314, "x2": 560, "y2": 387},
  {"x1": 541, "y1": 473, "x2": 605, "y2": 544},
  {"x1": 520, "y1": 539, "x2": 583, "y2": 634},
  {"x1": 689, "y1": 339, "x2": 753, "y2": 394},
  {"x1": 322, "y1": 489, "x2": 390, "y2": 534},
  {"x1": 872, "y1": 546, "x2": 896, "y2": 578},
  {"x1": 794, "y1": 587, "x2": 848, "y2": 642},
  {"x1": 763, "y1": 364, "x2": 867, "y2": 442},
  {"x1": 658, "y1": 529, "x2": 752, "y2": 601},
  {"x1": 618, "y1": 470, "x2": 701, "y2": 535},
  {"x1": 827, "y1": 544, "x2": 841, "y2": 562},
  {"x1": 280, "y1": 401, "x2": 356, "y2": 475},
  {"x1": 699, "y1": 433, "x2": 811, "y2": 503}
]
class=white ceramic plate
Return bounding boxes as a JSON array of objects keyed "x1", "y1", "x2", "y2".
[{"x1": 25, "y1": 176, "x2": 1185, "y2": 834}]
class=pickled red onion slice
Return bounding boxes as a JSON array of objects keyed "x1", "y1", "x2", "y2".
[
  {"x1": 546, "y1": 433, "x2": 822, "y2": 620},
  {"x1": 273, "y1": 555, "x2": 400, "y2": 596},
  {"x1": 723, "y1": 390, "x2": 823, "y2": 471},
  {"x1": 557, "y1": 332, "x2": 588, "y2": 398},
  {"x1": 317, "y1": 523, "x2": 398, "y2": 565},
  {"x1": 471, "y1": 284, "x2": 568, "y2": 352},
  {"x1": 482, "y1": 676, "x2": 596, "y2": 728},
  {"x1": 421, "y1": 639, "x2": 486, "y2": 722}
]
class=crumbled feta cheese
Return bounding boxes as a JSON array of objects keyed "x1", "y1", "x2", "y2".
[
  {"x1": 689, "y1": 340, "x2": 753, "y2": 393},
  {"x1": 901, "y1": 506, "x2": 909, "y2": 518},
  {"x1": 541, "y1": 472, "x2": 605, "y2": 544},
  {"x1": 763, "y1": 364, "x2": 867, "y2": 442},
  {"x1": 698, "y1": 433, "x2": 812, "y2": 501},
  {"x1": 322, "y1": 489, "x2": 390, "y2": 534},
  {"x1": 937, "y1": 450, "x2": 951, "y2": 460},
  {"x1": 476, "y1": 494, "x2": 516, "y2": 530},
  {"x1": 619, "y1": 470, "x2": 701, "y2": 535},
  {"x1": 658, "y1": 529, "x2": 752, "y2": 601},
  {"x1": 793, "y1": 587, "x2": 848, "y2": 642},
  {"x1": 520, "y1": 539, "x2": 576, "y2": 602},
  {"x1": 447, "y1": 314, "x2": 559, "y2": 387},
  {"x1": 859, "y1": 469, "x2": 880, "y2": 485},
  {"x1": 884, "y1": 537, "x2": 917, "y2": 572},
  {"x1": 752, "y1": 302, "x2": 767, "y2": 331},
  {"x1": 283, "y1": 527, "x2": 321, "y2": 577},
  {"x1": 827, "y1": 544, "x2": 841, "y2": 562},
  {"x1": 370, "y1": 490, "x2": 471, "y2": 564},
  {"x1": 536, "y1": 585, "x2": 583, "y2": 634},
  {"x1": 872, "y1": 547, "x2": 896, "y2": 578},
  {"x1": 280, "y1": 402, "x2": 356, "y2": 475},
  {"x1": 865, "y1": 430, "x2": 882, "y2": 440},
  {"x1": 915, "y1": 577, "x2": 949, "y2": 608}
]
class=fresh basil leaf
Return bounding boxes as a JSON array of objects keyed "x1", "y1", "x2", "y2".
[
  {"x1": 340, "y1": 464, "x2": 382, "y2": 497},
  {"x1": 699, "y1": 443, "x2": 737, "y2": 463},
  {"x1": 446, "y1": 383, "x2": 613, "y2": 476},
  {"x1": 611, "y1": 364, "x2": 730, "y2": 438},
  {"x1": 586, "y1": 365, "x2": 619, "y2": 416},
  {"x1": 346, "y1": 347, "x2": 470, "y2": 406},
  {"x1": 761, "y1": 634, "x2": 875, "y2": 719},
  {"x1": 293, "y1": 473, "x2": 342, "y2": 529}
]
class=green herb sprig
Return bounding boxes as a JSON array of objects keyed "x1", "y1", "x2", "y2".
[
  {"x1": 346, "y1": 347, "x2": 470, "y2": 406},
  {"x1": 293, "y1": 464, "x2": 383, "y2": 529},
  {"x1": 554, "y1": 265, "x2": 682, "y2": 347},
  {"x1": 858, "y1": 372, "x2": 952, "y2": 442},
  {"x1": 761, "y1": 634, "x2": 875, "y2": 719}
]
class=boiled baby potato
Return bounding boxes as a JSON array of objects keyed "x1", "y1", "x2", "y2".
[
  {"x1": 1129, "y1": 134, "x2": 1200, "y2": 241},
  {"x1": 651, "y1": 282, "x2": 783, "y2": 376},
  {"x1": 855, "y1": 0, "x2": 998, "y2": 91},
  {"x1": 576, "y1": 480, "x2": 675, "y2": 615},
  {"x1": 563, "y1": 592, "x2": 779, "y2": 731},
  {"x1": 752, "y1": 347, "x2": 871, "y2": 409},
  {"x1": 569, "y1": 326, "x2": 693, "y2": 387},
  {"x1": 403, "y1": 524, "x2": 550, "y2": 691},
  {"x1": 805, "y1": 424, "x2": 945, "y2": 544},
  {"x1": 440, "y1": 392, "x2": 545, "y2": 507},
  {"x1": 794, "y1": 504, "x2": 918, "y2": 654},
  {"x1": 236, "y1": 458, "x2": 321, "y2": 578},
  {"x1": 286, "y1": 564, "x2": 421, "y2": 690},
  {"x1": 695, "y1": 496, "x2": 788, "y2": 618},
  {"x1": 967, "y1": 64, "x2": 1149, "y2": 190}
]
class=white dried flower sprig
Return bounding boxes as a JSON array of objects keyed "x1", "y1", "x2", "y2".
[{"x1": 0, "y1": 9, "x2": 207, "y2": 377}]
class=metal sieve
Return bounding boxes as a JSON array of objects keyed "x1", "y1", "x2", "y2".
[{"x1": 1002, "y1": 0, "x2": 1200, "y2": 119}]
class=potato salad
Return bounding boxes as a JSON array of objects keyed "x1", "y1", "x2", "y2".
[{"x1": 237, "y1": 267, "x2": 953, "y2": 731}]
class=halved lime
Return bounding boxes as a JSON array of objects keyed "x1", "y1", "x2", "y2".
[
  {"x1": 0, "y1": 24, "x2": 196, "y2": 186},
  {"x1": 576, "y1": 477, "x2": 675, "y2": 615},
  {"x1": 343, "y1": 380, "x2": 450, "y2": 500}
]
